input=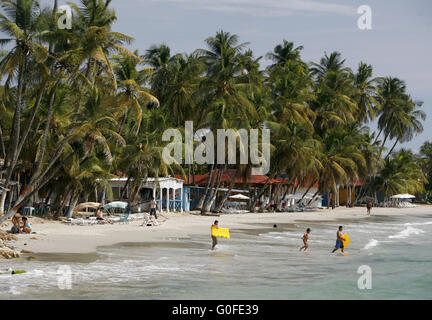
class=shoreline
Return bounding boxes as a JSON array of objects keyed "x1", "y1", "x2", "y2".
[{"x1": 3, "y1": 205, "x2": 432, "y2": 257}]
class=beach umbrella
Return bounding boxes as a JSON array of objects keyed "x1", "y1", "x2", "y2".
[
  {"x1": 229, "y1": 194, "x2": 250, "y2": 200},
  {"x1": 390, "y1": 194, "x2": 415, "y2": 199},
  {"x1": 103, "y1": 201, "x2": 129, "y2": 210}
]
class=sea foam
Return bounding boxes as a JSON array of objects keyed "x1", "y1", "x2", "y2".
[
  {"x1": 388, "y1": 226, "x2": 425, "y2": 239},
  {"x1": 363, "y1": 239, "x2": 379, "y2": 249}
]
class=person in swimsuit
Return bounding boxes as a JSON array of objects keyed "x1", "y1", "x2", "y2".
[
  {"x1": 96, "y1": 208, "x2": 113, "y2": 224},
  {"x1": 299, "y1": 228, "x2": 311, "y2": 252},
  {"x1": 211, "y1": 220, "x2": 219, "y2": 250},
  {"x1": 367, "y1": 201, "x2": 373, "y2": 216},
  {"x1": 332, "y1": 226, "x2": 344, "y2": 253},
  {"x1": 149, "y1": 197, "x2": 158, "y2": 219},
  {"x1": 11, "y1": 213, "x2": 21, "y2": 234},
  {"x1": 21, "y1": 217, "x2": 32, "y2": 234}
]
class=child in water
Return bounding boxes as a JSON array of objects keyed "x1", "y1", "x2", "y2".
[
  {"x1": 211, "y1": 220, "x2": 219, "y2": 250},
  {"x1": 299, "y1": 228, "x2": 311, "y2": 252}
]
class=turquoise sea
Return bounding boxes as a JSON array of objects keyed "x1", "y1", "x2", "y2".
[{"x1": 1, "y1": 211, "x2": 431, "y2": 299}]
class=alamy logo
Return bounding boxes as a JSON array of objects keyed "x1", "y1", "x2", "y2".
[
  {"x1": 162, "y1": 121, "x2": 270, "y2": 175},
  {"x1": 357, "y1": 265, "x2": 372, "y2": 289},
  {"x1": 57, "y1": 5, "x2": 72, "y2": 30},
  {"x1": 357, "y1": 5, "x2": 372, "y2": 30},
  {"x1": 57, "y1": 265, "x2": 73, "y2": 290}
]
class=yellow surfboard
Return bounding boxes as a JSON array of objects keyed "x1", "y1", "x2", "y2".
[
  {"x1": 341, "y1": 233, "x2": 350, "y2": 249},
  {"x1": 211, "y1": 227, "x2": 230, "y2": 239}
]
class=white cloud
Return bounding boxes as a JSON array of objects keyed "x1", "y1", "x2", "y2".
[{"x1": 150, "y1": 0, "x2": 357, "y2": 17}]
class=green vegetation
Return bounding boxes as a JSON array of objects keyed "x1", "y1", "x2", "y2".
[{"x1": 0, "y1": 0, "x2": 429, "y2": 219}]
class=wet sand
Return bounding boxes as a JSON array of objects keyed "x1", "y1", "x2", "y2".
[{"x1": 3, "y1": 205, "x2": 431, "y2": 256}]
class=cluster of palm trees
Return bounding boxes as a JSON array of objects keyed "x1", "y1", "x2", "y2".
[{"x1": 0, "y1": 0, "x2": 428, "y2": 221}]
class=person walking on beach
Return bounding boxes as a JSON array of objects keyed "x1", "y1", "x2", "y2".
[
  {"x1": 299, "y1": 228, "x2": 311, "y2": 252},
  {"x1": 211, "y1": 220, "x2": 219, "y2": 250},
  {"x1": 149, "y1": 197, "x2": 158, "y2": 219},
  {"x1": 367, "y1": 201, "x2": 373, "y2": 216},
  {"x1": 331, "y1": 226, "x2": 345, "y2": 253}
]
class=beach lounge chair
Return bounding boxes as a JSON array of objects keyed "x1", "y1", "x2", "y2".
[{"x1": 119, "y1": 211, "x2": 130, "y2": 224}]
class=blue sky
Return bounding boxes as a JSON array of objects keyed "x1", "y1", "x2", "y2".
[{"x1": 43, "y1": 0, "x2": 432, "y2": 151}]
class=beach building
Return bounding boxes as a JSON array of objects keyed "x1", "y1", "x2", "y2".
[
  {"x1": 108, "y1": 177, "x2": 186, "y2": 212},
  {"x1": 175, "y1": 170, "x2": 322, "y2": 211}
]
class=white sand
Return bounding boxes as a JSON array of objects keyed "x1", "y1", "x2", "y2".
[{"x1": 4, "y1": 205, "x2": 432, "y2": 254}]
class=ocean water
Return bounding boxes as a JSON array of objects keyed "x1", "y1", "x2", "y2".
[{"x1": 1, "y1": 212, "x2": 432, "y2": 300}]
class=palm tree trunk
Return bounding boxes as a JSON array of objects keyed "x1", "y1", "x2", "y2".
[
  {"x1": 202, "y1": 165, "x2": 225, "y2": 213},
  {"x1": 215, "y1": 168, "x2": 240, "y2": 213},
  {"x1": 0, "y1": 152, "x2": 74, "y2": 223},
  {"x1": 0, "y1": 192, "x2": 7, "y2": 217},
  {"x1": 280, "y1": 183, "x2": 292, "y2": 209},
  {"x1": 16, "y1": 81, "x2": 48, "y2": 158},
  {"x1": 4, "y1": 63, "x2": 25, "y2": 187},
  {"x1": 373, "y1": 128, "x2": 383, "y2": 144},
  {"x1": 385, "y1": 138, "x2": 400, "y2": 159},
  {"x1": 196, "y1": 164, "x2": 215, "y2": 210},
  {"x1": 297, "y1": 179, "x2": 318, "y2": 205},
  {"x1": 29, "y1": 80, "x2": 61, "y2": 186},
  {"x1": 0, "y1": 122, "x2": 6, "y2": 159},
  {"x1": 381, "y1": 133, "x2": 389, "y2": 149},
  {"x1": 266, "y1": 177, "x2": 287, "y2": 210},
  {"x1": 250, "y1": 172, "x2": 277, "y2": 211},
  {"x1": 306, "y1": 189, "x2": 321, "y2": 206},
  {"x1": 121, "y1": 176, "x2": 132, "y2": 200}
]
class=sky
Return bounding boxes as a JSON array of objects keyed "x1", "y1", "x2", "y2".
[{"x1": 38, "y1": 0, "x2": 432, "y2": 151}]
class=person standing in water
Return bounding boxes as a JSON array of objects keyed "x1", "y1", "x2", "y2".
[
  {"x1": 332, "y1": 226, "x2": 345, "y2": 253},
  {"x1": 367, "y1": 201, "x2": 373, "y2": 216},
  {"x1": 299, "y1": 228, "x2": 311, "y2": 252},
  {"x1": 211, "y1": 220, "x2": 219, "y2": 250}
]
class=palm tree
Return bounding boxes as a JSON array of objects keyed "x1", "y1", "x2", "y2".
[
  {"x1": 375, "y1": 77, "x2": 425, "y2": 156},
  {"x1": 311, "y1": 68, "x2": 357, "y2": 135},
  {"x1": 69, "y1": 0, "x2": 138, "y2": 89},
  {"x1": 157, "y1": 52, "x2": 204, "y2": 126},
  {"x1": 310, "y1": 51, "x2": 351, "y2": 80},
  {"x1": 268, "y1": 59, "x2": 315, "y2": 128},
  {"x1": 352, "y1": 62, "x2": 379, "y2": 123},
  {"x1": 0, "y1": 0, "x2": 49, "y2": 188},
  {"x1": 266, "y1": 40, "x2": 303, "y2": 68},
  {"x1": 373, "y1": 149, "x2": 425, "y2": 196},
  {"x1": 143, "y1": 44, "x2": 182, "y2": 105},
  {"x1": 112, "y1": 50, "x2": 158, "y2": 135},
  {"x1": 419, "y1": 142, "x2": 432, "y2": 194},
  {"x1": 195, "y1": 31, "x2": 260, "y2": 213},
  {"x1": 318, "y1": 125, "x2": 366, "y2": 208}
]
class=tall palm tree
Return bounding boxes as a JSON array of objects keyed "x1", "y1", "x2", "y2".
[
  {"x1": 112, "y1": 50, "x2": 158, "y2": 135},
  {"x1": 266, "y1": 39, "x2": 303, "y2": 69},
  {"x1": 373, "y1": 149, "x2": 425, "y2": 196},
  {"x1": 310, "y1": 51, "x2": 351, "y2": 80},
  {"x1": 352, "y1": 62, "x2": 379, "y2": 123},
  {"x1": 375, "y1": 77, "x2": 425, "y2": 156},
  {"x1": 69, "y1": 0, "x2": 138, "y2": 89}
]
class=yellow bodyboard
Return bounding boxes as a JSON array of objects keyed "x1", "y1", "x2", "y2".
[
  {"x1": 211, "y1": 227, "x2": 230, "y2": 239},
  {"x1": 341, "y1": 233, "x2": 350, "y2": 249}
]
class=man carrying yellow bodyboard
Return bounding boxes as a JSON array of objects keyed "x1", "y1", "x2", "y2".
[
  {"x1": 331, "y1": 226, "x2": 349, "y2": 253},
  {"x1": 211, "y1": 220, "x2": 230, "y2": 250}
]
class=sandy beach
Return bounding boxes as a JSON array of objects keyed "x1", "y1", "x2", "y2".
[{"x1": 2, "y1": 205, "x2": 431, "y2": 255}]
